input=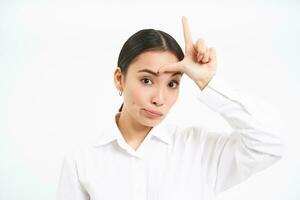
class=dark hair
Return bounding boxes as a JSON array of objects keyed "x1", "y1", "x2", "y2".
[{"x1": 117, "y1": 29, "x2": 184, "y2": 112}]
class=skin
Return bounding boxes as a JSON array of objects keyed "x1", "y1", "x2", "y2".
[
  {"x1": 114, "y1": 16, "x2": 217, "y2": 151},
  {"x1": 114, "y1": 50, "x2": 181, "y2": 150}
]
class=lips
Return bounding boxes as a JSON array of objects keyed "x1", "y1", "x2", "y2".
[{"x1": 144, "y1": 109, "x2": 163, "y2": 116}]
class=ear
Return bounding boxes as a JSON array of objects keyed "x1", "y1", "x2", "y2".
[{"x1": 113, "y1": 67, "x2": 124, "y2": 91}]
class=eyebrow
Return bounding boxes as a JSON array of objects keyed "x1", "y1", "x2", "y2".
[{"x1": 137, "y1": 69, "x2": 183, "y2": 77}]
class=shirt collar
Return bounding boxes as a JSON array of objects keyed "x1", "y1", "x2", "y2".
[{"x1": 93, "y1": 112, "x2": 173, "y2": 147}]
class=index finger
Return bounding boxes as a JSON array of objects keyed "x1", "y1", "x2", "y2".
[{"x1": 182, "y1": 16, "x2": 193, "y2": 49}]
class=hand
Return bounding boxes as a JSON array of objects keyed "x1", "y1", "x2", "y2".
[{"x1": 158, "y1": 16, "x2": 217, "y2": 90}]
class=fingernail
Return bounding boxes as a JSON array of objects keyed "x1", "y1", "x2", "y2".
[{"x1": 198, "y1": 55, "x2": 203, "y2": 62}]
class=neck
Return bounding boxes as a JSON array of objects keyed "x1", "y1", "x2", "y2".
[{"x1": 116, "y1": 110, "x2": 152, "y2": 150}]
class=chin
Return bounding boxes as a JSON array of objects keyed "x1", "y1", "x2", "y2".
[
  {"x1": 140, "y1": 116, "x2": 164, "y2": 127},
  {"x1": 142, "y1": 120, "x2": 159, "y2": 127},
  {"x1": 136, "y1": 108, "x2": 165, "y2": 127}
]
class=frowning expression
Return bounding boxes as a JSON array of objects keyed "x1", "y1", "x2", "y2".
[{"x1": 117, "y1": 50, "x2": 183, "y2": 127}]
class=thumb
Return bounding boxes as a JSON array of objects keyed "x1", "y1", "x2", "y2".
[{"x1": 158, "y1": 61, "x2": 185, "y2": 74}]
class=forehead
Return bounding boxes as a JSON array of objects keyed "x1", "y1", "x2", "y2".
[{"x1": 129, "y1": 50, "x2": 179, "y2": 73}]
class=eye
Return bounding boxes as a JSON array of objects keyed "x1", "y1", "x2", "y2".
[
  {"x1": 169, "y1": 80, "x2": 179, "y2": 89},
  {"x1": 141, "y1": 78, "x2": 153, "y2": 85},
  {"x1": 140, "y1": 78, "x2": 179, "y2": 89}
]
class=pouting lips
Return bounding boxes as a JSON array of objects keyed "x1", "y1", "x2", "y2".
[{"x1": 143, "y1": 109, "x2": 163, "y2": 117}]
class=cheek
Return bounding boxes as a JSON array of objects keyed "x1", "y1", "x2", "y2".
[
  {"x1": 127, "y1": 83, "x2": 148, "y2": 107},
  {"x1": 167, "y1": 91, "x2": 179, "y2": 106}
]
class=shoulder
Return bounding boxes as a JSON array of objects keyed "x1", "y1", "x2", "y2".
[
  {"x1": 168, "y1": 122, "x2": 229, "y2": 147},
  {"x1": 167, "y1": 123, "x2": 207, "y2": 145},
  {"x1": 62, "y1": 142, "x2": 96, "y2": 165}
]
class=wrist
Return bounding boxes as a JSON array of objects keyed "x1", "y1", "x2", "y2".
[{"x1": 195, "y1": 79, "x2": 211, "y2": 91}]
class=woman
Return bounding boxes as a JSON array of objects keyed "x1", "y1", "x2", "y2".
[{"x1": 57, "y1": 16, "x2": 284, "y2": 200}]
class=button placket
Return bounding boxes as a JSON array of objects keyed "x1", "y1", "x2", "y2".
[{"x1": 132, "y1": 157, "x2": 147, "y2": 200}]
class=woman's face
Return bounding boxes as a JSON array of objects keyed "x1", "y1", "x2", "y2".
[{"x1": 115, "y1": 50, "x2": 182, "y2": 127}]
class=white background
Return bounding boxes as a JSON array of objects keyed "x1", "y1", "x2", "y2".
[{"x1": 0, "y1": 0, "x2": 299, "y2": 199}]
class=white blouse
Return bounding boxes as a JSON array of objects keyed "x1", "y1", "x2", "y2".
[{"x1": 57, "y1": 81, "x2": 284, "y2": 200}]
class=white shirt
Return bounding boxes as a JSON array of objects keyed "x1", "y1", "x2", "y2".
[{"x1": 57, "y1": 80, "x2": 284, "y2": 200}]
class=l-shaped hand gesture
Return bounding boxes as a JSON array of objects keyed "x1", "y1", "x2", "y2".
[{"x1": 158, "y1": 16, "x2": 217, "y2": 90}]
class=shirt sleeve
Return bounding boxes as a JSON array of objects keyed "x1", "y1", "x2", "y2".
[
  {"x1": 57, "y1": 151, "x2": 90, "y2": 200},
  {"x1": 192, "y1": 77, "x2": 285, "y2": 195}
]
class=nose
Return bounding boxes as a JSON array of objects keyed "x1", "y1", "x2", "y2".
[{"x1": 151, "y1": 87, "x2": 164, "y2": 106}]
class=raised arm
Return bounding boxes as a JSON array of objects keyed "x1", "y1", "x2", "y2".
[
  {"x1": 194, "y1": 82, "x2": 284, "y2": 195},
  {"x1": 159, "y1": 16, "x2": 284, "y2": 195}
]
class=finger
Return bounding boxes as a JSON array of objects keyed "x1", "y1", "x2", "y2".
[
  {"x1": 197, "y1": 47, "x2": 207, "y2": 62},
  {"x1": 197, "y1": 47, "x2": 208, "y2": 62},
  {"x1": 182, "y1": 16, "x2": 194, "y2": 50},
  {"x1": 158, "y1": 61, "x2": 185, "y2": 74},
  {"x1": 202, "y1": 48, "x2": 210, "y2": 63},
  {"x1": 197, "y1": 53, "x2": 203, "y2": 62},
  {"x1": 195, "y1": 38, "x2": 207, "y2": 56}
]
